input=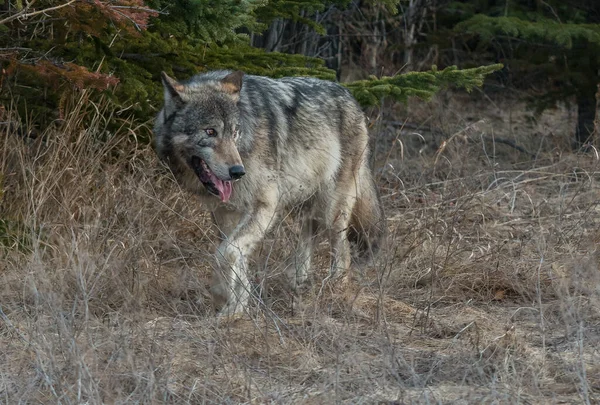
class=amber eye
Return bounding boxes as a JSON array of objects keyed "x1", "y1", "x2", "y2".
[{"x1": 205, "y1": 128, "x2": 217, "y2": 137}]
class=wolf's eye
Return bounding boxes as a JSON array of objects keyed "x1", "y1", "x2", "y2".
[{"x1": 205, "y1": 128, "x2": 217, "y2": 137}]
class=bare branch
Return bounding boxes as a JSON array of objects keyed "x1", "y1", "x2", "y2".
[
  {"x1": 109, "y1": 5, "x2": 168, "y2": 15},
  {"x1": 112, "y1": 9, "x2": 141, "y2": 32},
  {"x1": 0, "y1": 0, "x2": 77, "y2": 25}
]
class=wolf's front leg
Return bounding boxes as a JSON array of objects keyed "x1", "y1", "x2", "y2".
[
  {"x1": 211, "y1": 239, "x2": 250, "y2": 316},
  {"x1": 211, "y1": 191, "x2": 279, "y2": 316}
]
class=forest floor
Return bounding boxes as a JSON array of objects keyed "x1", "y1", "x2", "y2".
[{"x1": 1, "y1": 89, "x2": 599, "y2": 404}]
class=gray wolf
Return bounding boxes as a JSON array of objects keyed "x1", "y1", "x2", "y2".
[{"x1": 154, "y1": 70, "x2": 384, "y2": 315}]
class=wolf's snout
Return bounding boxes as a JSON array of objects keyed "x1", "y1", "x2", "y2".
[{"x1": 229, "y1": 165, "x2": 245, "y2": 180}]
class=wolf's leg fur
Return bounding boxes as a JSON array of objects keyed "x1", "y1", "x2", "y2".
[
  {"x1": 348, "y1": 164, "x2": 385, "y2": 264},
  {"x1": 211, "y1": 207, "x2": 242, "y2": 242},
  {"x1": 286, "y1": 216, "x2": 318, "y2": 291},
  {"x1": 211, "y1": 188, "x2": 279, "y2": 316}
]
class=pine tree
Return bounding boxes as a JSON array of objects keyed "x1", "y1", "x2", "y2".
[
  {"x1": 1, "y1": 0, "x2": 501, "y2": 137},
  {"x1": 447, "y1": 0, "x2": 600, "y2": 146}
]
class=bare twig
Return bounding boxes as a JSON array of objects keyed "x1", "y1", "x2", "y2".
[
  {"x1": 0, "y1": 0, "x2": 38, "y2": 25},
  {"x1": 110, "y1": 5, "x2": 168, "y2": 15},
  {"x1": 113, "y1": 9, "x2": 141, "y2": 31},
  {"x1": 0, "y1": 0, "x2": 77, "y2": 25}
]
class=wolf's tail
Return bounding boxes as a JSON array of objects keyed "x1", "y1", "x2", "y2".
[{"x1": 348, "y1": 165, "x2": 385, "y2": 265}]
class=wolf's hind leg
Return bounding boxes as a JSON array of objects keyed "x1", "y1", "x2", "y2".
[
  {"x1": 325, "y1": 184, "x2": 358, "y2": 278},
  {"x1": 286, "y1": 216, "x2": 318, "y2": 291}
]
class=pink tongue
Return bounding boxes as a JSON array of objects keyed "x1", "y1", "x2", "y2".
[{"x1": 209, "y1": 172, "x2": 232, "y2": 202}]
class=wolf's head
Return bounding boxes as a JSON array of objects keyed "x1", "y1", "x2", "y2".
[{"x1": 153, "y1": 71, "x2": 246, "y2": 203}]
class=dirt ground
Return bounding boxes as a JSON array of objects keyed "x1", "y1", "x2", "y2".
[{"x1": 1, "y1": 90, "x2": 599, "y2": 404}]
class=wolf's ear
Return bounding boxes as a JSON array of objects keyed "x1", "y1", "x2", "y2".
[
  {"x1": 221, "y1": 70, "x2": 244, "y2": 95},
  {"x1": 161, "y1": 71, "x2": 185, "y2": 103}
]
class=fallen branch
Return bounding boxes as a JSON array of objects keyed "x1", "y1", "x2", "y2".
[{"x1": 384, "y1": 119, "x2": 535, "y2": 157}]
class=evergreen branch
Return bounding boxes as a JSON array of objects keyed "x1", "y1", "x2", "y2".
[
  {"x1": 456, "y1": 15, "x2": 600, "y2": 49},
  {"x1": 345, "y1": 64, "x2": 504, "y2": 107}
]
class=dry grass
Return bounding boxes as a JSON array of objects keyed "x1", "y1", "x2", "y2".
[{"x1": 1, "y1": 92, "x2": 599, "y2": 404}]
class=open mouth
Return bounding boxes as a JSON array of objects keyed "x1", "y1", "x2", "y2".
[{"x1": 190, "y1": 156, "x2": 232, "y2": 202}]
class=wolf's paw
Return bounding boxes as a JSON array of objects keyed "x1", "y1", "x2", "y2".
[
  {"x1": 285, "y1": 260, "x2": 310, "y2": 292},
  {"x1": 327, "y1": 266, "x2": 348, "y2": 282},
  {"x1": 215, "y1": 301, "x2": 247, "y2": 321},
  {"x1": 286, "y1": 270, "x2": 309, "y2": 292}
]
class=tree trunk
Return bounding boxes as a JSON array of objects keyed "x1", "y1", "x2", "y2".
[
  {"x1": 576, "y1": 91, "x2": 596, "y2": 147},
  {"x1": 402, "y1": 0, "x2": 428, "y2": 72},
  {"x1": 263, "y1": 19, "x2": 285, "y2": 52},
  {"x1": 593, "y1": 83, "x2": 600, "y2": 147}
]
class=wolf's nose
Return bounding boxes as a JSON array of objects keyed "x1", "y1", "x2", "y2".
[{"x1": 229, "y1": 165, "x2": 245, "y2": 180}]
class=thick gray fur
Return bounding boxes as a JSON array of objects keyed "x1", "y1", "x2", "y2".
[{"x1": 154, "y1": 70, "x2": 385, "y2": 316}]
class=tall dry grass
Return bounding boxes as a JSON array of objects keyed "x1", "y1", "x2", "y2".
[{"x1": 1, "y1": 92, "x2": 599, "y2": 403}]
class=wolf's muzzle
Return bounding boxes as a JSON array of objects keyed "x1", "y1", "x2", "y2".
[{"x1": 229, "y1": 165, "x2": 246, "y2": 180}]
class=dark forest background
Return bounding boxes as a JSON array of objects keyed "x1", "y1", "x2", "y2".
[{"x1": 2, "y1": 0, "x2": 599, "y2": 145}]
